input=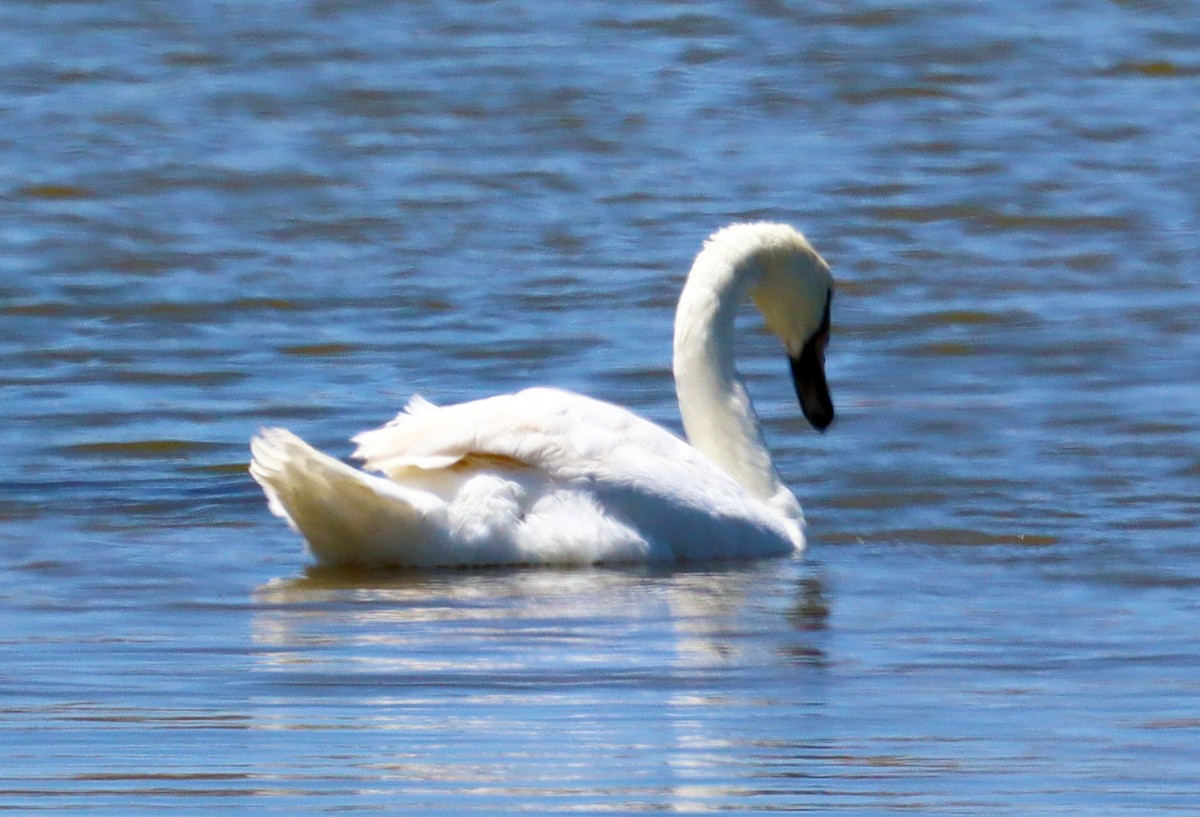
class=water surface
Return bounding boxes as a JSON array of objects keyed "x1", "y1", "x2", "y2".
[{"x1": 3, "y1": 0, "x2": 1199, "y2": 813}]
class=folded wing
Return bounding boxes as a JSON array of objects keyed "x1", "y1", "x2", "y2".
[{"x1": 352, "y1": 387, "x2": 684, "y2": 483}]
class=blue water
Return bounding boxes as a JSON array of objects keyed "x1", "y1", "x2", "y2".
[{"x1": 2, "y1": 0, "x2": 1198, "y2": 813}]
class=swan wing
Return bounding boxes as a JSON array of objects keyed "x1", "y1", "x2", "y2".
[{"x1": 352, "y1": 387, "x2": 688, "y2": 483}]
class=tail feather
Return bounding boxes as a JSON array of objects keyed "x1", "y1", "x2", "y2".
[{"x1": 249, "y1": 428, "x2": 447, "y2": 566}]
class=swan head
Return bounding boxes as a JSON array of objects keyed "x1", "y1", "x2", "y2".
[
  {"x1": 738, "y1": 224, "x2": 836, "y2": 431},
  {"x1": 678, "y1": 222, "x2": 837, "y2": 438}
]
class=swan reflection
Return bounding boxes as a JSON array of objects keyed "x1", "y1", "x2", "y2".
[
  {"x1": 252, "y1": 563, "x2": 827, "y2": 673},
  {"x1": 249, "y1": 563, "x2": 829, "y2": 809}
]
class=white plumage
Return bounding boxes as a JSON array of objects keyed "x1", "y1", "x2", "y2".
[{"x1": 250, "y1": 222, "x2": 835, "y2": 568}]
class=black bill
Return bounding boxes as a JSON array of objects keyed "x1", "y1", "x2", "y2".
[{"x1": 790, "y1": 294, "x2": 834, "y2": 431}]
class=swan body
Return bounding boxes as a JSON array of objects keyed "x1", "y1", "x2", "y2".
[{"x1": 250, "y1": 222, "x2": 835, "y2": 568}]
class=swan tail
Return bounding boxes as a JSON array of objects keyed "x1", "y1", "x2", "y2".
[{"x1": 249, "y1": 428, "x2": 446, "y2": 566}]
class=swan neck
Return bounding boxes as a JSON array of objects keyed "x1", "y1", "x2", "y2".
[{"x1": 672, "y1": 247, "x2": 799, "y2": 518}]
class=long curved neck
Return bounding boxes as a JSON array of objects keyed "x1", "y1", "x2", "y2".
[{"x1": 672, "y1": 243, "x2": 801, "y2": 519}]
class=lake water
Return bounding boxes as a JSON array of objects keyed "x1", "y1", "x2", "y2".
[{"x1": 3, "y1": 0, "x2": 1199, "y2": 813}]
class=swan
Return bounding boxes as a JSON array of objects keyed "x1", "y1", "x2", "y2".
[{"x1": 250, "y1": 222, "x2": 835, "y2": 568}]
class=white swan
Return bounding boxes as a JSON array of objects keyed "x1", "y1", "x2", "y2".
[{"x1": 250, "y1": 222, "x2": 835, "y2": 568}]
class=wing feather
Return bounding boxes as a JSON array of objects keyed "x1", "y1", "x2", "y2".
[{"x1": 352, "y1": 387, "x2": 695, "y2": 483}]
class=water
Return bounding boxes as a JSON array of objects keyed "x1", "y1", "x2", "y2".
[{"x1": 3, "y1": 0, "x2": 1198, "y2": 812}]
